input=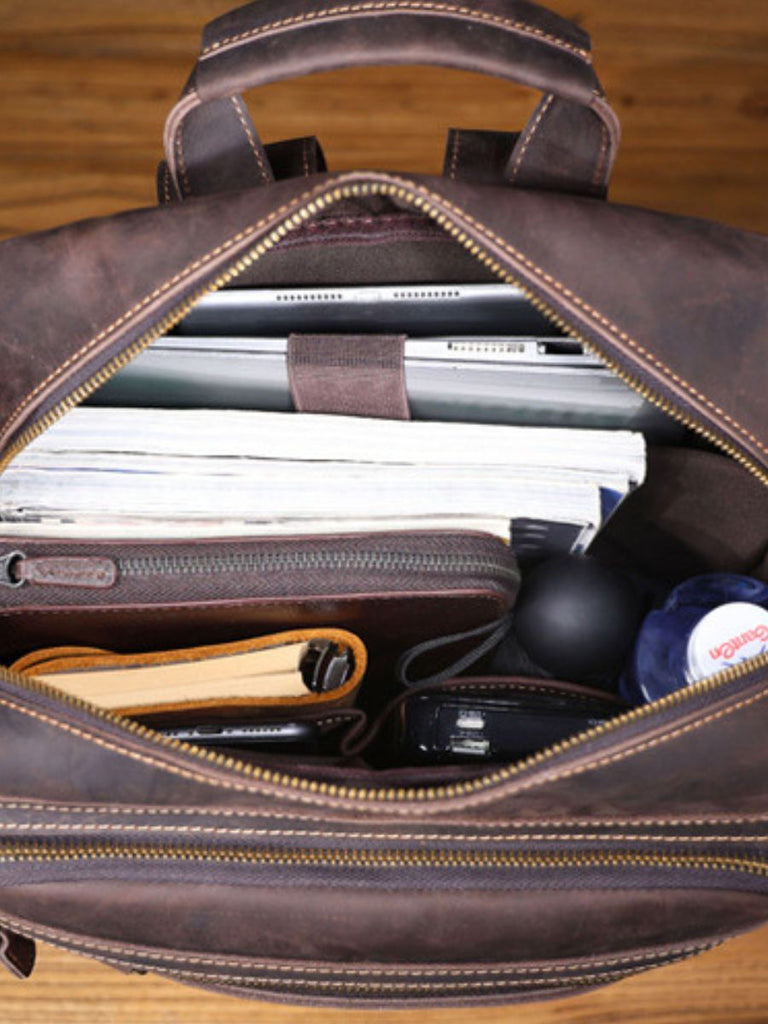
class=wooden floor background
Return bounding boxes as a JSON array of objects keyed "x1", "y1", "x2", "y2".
[{"x1": 0, "y1": 0, "x2": 767, "y2": 1020}]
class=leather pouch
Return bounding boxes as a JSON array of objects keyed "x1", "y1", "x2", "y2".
[
  {"x1": 0, "y1": 0, "x2": 768, "y2": 1010},
  {"x1": 0, "y1": 532, "x2": 519, "y2": 671}
]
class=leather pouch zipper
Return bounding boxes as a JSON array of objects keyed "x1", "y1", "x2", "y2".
[
  {"x1": 3, "y1": 839, "x2": 767, "y2": 882},
  {"x1": 0, "y1": 532, "x2": 519, "y2": 604}
]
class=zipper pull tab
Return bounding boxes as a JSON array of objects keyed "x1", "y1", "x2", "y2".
[
  {"x1": 0, "y1": 551, "x2": 25, "y2": 588},
  {"x1": 0, "y1": 552, "x2": 117, "y2": 589}
]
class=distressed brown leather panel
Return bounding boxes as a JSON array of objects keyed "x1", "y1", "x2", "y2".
[
  {"x1": 414, "y1": 175, "x2": 768, "y2": 471},
  {"x1": 481, "y1": 681, "x2": 768, "y2": 821},
  {"x1": 2, "y1": 171, "x2": 768, "y2": 474},
  {"x1": 443, "y1": 129, "x2": 520, "y2": 185},
  {"x1": 0, "y1": 650, "x2": 765, "y2": 998},
  {"x1": 0, "y1": 652, "x2": 764, "y2": 820},
  {"x1": 0, "y1": 885, "x2": 764, "y2": 967},
  {"x1": 0, "y1": 176, "x2": 342, "y2": 457}
]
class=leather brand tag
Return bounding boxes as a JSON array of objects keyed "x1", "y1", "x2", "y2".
[{"x1": 18, "y1": 556, "x2": 117, "y2": 589}]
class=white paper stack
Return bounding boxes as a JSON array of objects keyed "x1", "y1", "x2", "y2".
[{"x1": 0, "y1": 409, "x2": 646, "y2": 550}]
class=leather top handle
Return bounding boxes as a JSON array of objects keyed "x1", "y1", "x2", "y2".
[{"x1": 163, "y1": 0, "x2": 620, "y2": 201}]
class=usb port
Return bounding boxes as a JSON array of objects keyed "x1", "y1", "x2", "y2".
[
  {"x1": 455, "y1": 711, "x2": 485, "y2": 731},
  {"x1": 449, "y1": 736, "x2": 490, "y2": 757}
]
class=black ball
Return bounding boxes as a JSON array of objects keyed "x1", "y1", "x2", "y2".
[{"x1": 513, "y1": 556, "x2": 643, "y2": 684}]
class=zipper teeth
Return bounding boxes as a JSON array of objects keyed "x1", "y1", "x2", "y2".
[
  {"x1": 117, "y1": 550, "x2": 519, "y2": 580},
  {"x1": 6, "y1": 619, "x2": 768, "y2": 807},
  {"x1": 2, "y1": 840, "x2": 766, "y2": 876},
  {"x1": 0, "y1": 176, "x2": 766, "y2": 805},
  {"x1": 4, "y1": 179, "x2": 765, "y2": 485}
]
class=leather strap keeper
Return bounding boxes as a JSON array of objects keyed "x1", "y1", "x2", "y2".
[
  {"x1": 444, "y1": 128, "x2": 520, "y2": 186},
  {"x1": 287, "y1": 334, "x2": 411, "y2": 420}
]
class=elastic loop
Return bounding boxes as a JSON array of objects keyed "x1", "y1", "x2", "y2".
[{"x1": 396, "y1": 612, "x2": 515, "y2": 689}]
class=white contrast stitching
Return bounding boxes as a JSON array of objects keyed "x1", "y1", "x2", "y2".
[
  {"x1": 175, "y1": 107, "x2": 193, "y2": 198},
  {"x1": 3, "y1": 180, "x2": 331, "y2": 438},
  {"x1": 200, "y1": 3, "x2": 592, "y2": 63},
  {"x1": 2, "y1": 800, "x2": 767, "y2": 829},
  {"x1": 0, "y1": 675, "x2": 766, "y2": 814},
  {"x1": 161, "y1": 165, "x2": 172, "y2": 205},
  {"x1": 448, "y1": 129, "x2": 462, "y2": 180},
  {"x1": 508, "y1": 93, "x2": 554, "y2": 183},
  {"x1": 120, "y1": 961, "x2": 687, "y2": 990},
  {"x1": 229, "y1": 96, "x2": 271, "y2": 184},
  {"x1": 0, "y1": 910, "x2": 713, "y2": 981},
  {"x1": 0, "y1": 821, "x2": 766, "y2": 844}
]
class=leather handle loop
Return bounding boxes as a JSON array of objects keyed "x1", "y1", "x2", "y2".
[{"x1": 164, "y1": 0, "x2": 619, "y2": 200}]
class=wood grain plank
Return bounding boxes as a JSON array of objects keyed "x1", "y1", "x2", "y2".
[
  {"x1": 0, "y1": 0, "x2": 766, "y2": 235},
  {"x1": 2, "y1": 927, "x2": 768, "y2": 1023}
]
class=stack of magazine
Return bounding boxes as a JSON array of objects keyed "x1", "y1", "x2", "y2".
[
  {"x1": 0, "y1": 283, "x2": 656, "y2": 556},
  {"x1": 0, "y1": 407, "x2": 646, "y2": 557}
]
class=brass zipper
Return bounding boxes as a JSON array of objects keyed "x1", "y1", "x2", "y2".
[
  {"x1": 2, "y1": 840, "x2": 767, "y2": 879},
  {"x1": 1, "y1": 174, "x2": 767, "y2": 805},
  {"x1": 7, "y1": 649, "x2": 763, "y2": 803},
  {"x1": 2, "y1": 178, "x2": 764, "y2": 484}
]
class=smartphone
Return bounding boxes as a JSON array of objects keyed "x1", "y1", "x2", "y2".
[{"x1": 160, "y1": 720, "x2": 319, "y2": 750}]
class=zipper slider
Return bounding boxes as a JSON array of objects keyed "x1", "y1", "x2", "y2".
[
  {"x1": 0, "y1": 551, "x2": 24, "y2": 587},
  {"x1": 0, "y1": 552, "x2": 117, "y2": 589}
]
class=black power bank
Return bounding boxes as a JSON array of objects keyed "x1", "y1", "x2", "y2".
[{"x1": 396, "y1": 689, "x2": 626, "y2": 765}]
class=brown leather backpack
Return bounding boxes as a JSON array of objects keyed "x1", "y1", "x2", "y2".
[{"x1": 0, "y1": 0, "x2": 767, "y2": 1008}]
